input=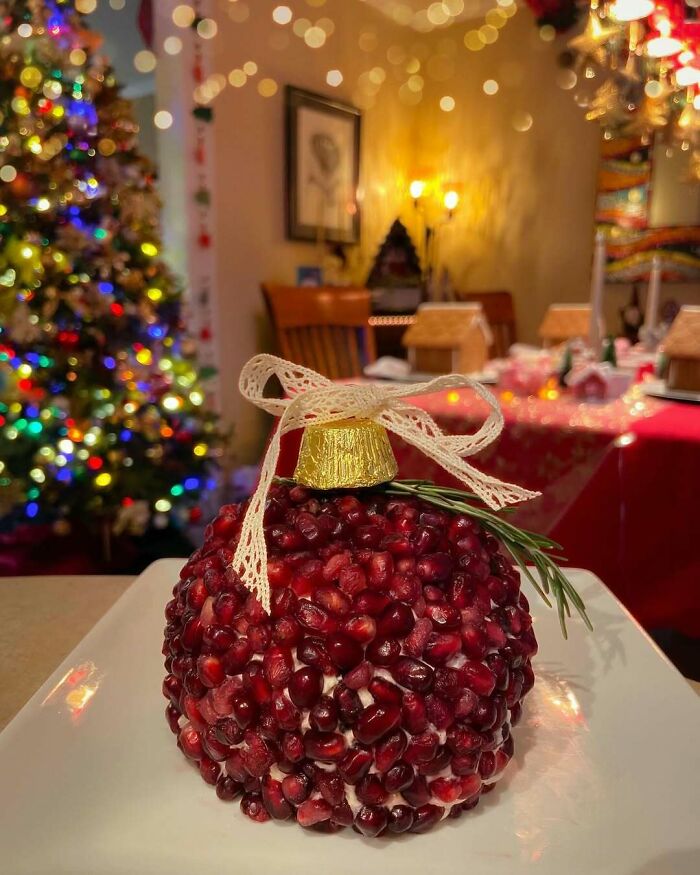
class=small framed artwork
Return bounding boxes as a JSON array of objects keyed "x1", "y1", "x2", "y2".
[{"x1": 286, "y1": 86, "x2": 361, "y2": 245}]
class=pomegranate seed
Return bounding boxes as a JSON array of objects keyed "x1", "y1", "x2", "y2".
[
  {"x1": 315, "y1": 770, "x2": 345, "y2": 807},
  {"x1": 326, "y1": 632, "x2": 364, "y2": 670},
  {"x1": 354, "y1": 703, "x2": 401, "y2": 744},
  {"x1": 241, "y1": 792, "x2": 271, "y2": 823},
  {"x1": 341, "y1": 614, "x2": 377, "y2": 644},
  {"x1": 401, "y1": 774, "x2": 430, "y2": 807},
  {"x1": 163, "y1": 674, "x2": 182, "y2": 707},
  {"x1": 165, "y1": 704, "x2": 181, "y2": 734},
  {"x1": 261, "y1": 775, "x2": 293, "y2": 820},
  {"x1": 402, "y1": 692, "x2": 429, "y2": 734},
  {"x1": 384, "y1": 762, "x2": 414, "y2": 793},
  {"x1": 387, "y1": 805, "x2": 414, "y2": 833},
  {"x1": 277, "y1": 733, "x2": 302, "y2": 764},
  {"x1": 404, "y1": 731, "x2": 439, "y2": 765},
  {"x1": 241, "y1": 735, "x2": 275, "y2": 777},
  {"x1": 367, "y1": 552, "x2": 393, "y2": 589},
  {"x1": 425, "y1": 603, "x2": 461, "y2": 629},
  {"x1": 338, "y1": 565, "x2": 368, "y2": 596},
  {"x1": 377, "y1": 602, "x2": 415, "y2": 637},
  {"x1": 410, "y1": 803, "x2": 444, "y2": 833},
  {"x1": 430, "y1": 776, "x2": 462, "y2": 804},
  {"x1": 199, "y1": 756, "x2": 220, "y2": 785},
  {"x1": 343, "y1": 660, "x2": 374, "y2": 690},
  {"x1": 282, "y1": 772, "x2": 311, "y2": 805},
  {"x1": 374, "y1": 729, "x2": 407, "y2": 772},
  {"x1": 272, "y1": 616, "x2": 302, "y2": 647},
  {"x1": 403, "y1": 617, "x2": 433, "y2": 657},
  {"x1": 331, "y1": 800, "x2": 354, "y2": 827},
  {"x1": 217, "y1": 718, "x2": 244, "y2": 745},
  {"x1": 202, "y1": 625, "x2": 235, "y2": 652},
  {"x1": 216, "y1": 775, "x2": 242, "y2": 801},
  {"x1": 334, "y1": 684, "x2": 362, "y2": 725},
  {"x1": 263, "y1": 646, "x2": 294, "y2": 688},
  {"x1": 365, "y1": 637, "x2": 401, "y2": 666},
  {"x1": 452, "y1": 752, "x2": 481, "y2": 775},
  {"x1": 297, "y1": 798, "x2": 333, "y2": 827},
  {"x1": 447, "y1": 726, "x2": 483, "y2": 754},
  {"x1": 309, "y1": 695, "x2": 339, "y2": 732},
  {"x1": 424, "y1": 632, "x2": 461, "y2": 666},
  {"x1": 223, "y1": 638, "x2": 252, "y2": 674},
  {"x1": 353, "y1": 590, "x2": 391, "y2": 616},
  {"x1": 388, "y1": 573, "x2": 421, "y2": 604},
  {"x1": 232, "y1": 692, "x2": 258, "y2": 728},
  {"x1": 338, "y1": 746, "x2": 373, "y2": 784},
  {"x1": 416, "y1": 553, "x2": 453, "y2": 582},
  {"x1": 179, "y1": 723, "x2": 203, "y2": 760},
  {"x1": 425, "y1": 694, "x2": 455, "y2": 730},
  {"x1": 369, "y1": 677, "x2": 403, "y2": 706},
  {"x1": 288, "y1": 666, "x2": 323, "y2": 708},
  {"x1": 271, "y1": 690, "x2": 301, "y2": 731},
  {"x1": 355, "y1": 805, "x2": 388, "y2": 837},
  {"x1": 356, "y1": 774, "x2": 388, "y2": 806},
  {"x1": 322, "y1": 551, "x2": 353, "y2": 582},
  {"x1": 247, "y1": 624, "x2": 271, "y2": 653},
  {"x1": 391, "y1": 657, "x2": 434, "y2": 693},
  {"x1": 225, "y1": 749, "x2": 247, "y2": 782},
  {"x1": 296, "y1": 638, "x2": 333, "y2": 673},
  {"x1": 303, "y1": 731, "x2": 347, "y2": 762},
  {"x1": 460, "y1": 661, "x2": 497, "y2": 696}
]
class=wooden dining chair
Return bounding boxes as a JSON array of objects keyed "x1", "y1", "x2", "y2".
[
  {"x1": 261, "y1": 284, "x2": 377, "y2": 379},
  {"x1": 454, "y1": 290, "x2": 517, "y2": 358}
]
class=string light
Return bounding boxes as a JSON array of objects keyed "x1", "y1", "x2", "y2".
[
  {"x1": 483, "y1": 79, "x2": 499, "y2": 95},
  {"x1": 134, "y1": 50, "x2": 157, "y2": 74},
  {"x1": 154, "y1": 111, "x2": 173, "y2": 130},
  {"x1": 440, "y1": 95, "x2": 455, "y2": 111},
  {"x1": 163, "y1": 37, "x2": 183, "y2": 56},
  {"x1": 326, "y1": 69, "x2": 343, "y2": 87},
  {"x1": 272, "y1": 5, "x2": 293, "y2": 25},
  {"x1": 172, "y1": 5, "x2": 195, "y2": 28}
]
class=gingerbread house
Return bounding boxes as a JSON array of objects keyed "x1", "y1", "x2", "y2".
[
  {"x1": 401, "y1": 303, "x2": 491, "y2": 374},
  {"x1": 662, "y1": 306, "x2": 700, "y2": 392},
  {"x1": 539, "y1": 304, "x2": 596, "y2": 347}
]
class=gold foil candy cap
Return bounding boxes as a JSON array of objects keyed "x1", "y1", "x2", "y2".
[{"x1": 294, "y1": 418, "x2": 398, "y2": 490}]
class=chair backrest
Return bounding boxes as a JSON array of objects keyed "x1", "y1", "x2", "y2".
[
  {"x1": 262, "y1": 284, "x2": 376, "y2": 379},
  {"x1": 454, "y1": 290, "x2": 516, "y2": 358}
]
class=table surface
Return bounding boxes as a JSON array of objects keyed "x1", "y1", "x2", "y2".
[
  {"x1": 0, "y1": 575, "x2": 134, "y2": 731},
  {"x1": 1, "y1": 560, "x2": 700, "y2": 875}
]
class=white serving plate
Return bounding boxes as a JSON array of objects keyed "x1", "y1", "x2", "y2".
[
  {"x1": 1, "y1": 560, "x2": 699, "y2": 875},
  {"x1": 642, "y1": 379, "x2": 700, "y2": 404}
]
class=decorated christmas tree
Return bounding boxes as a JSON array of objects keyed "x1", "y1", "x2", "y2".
[{"x1": 0, "y1": 0, "x2": 220, "y2": 558}]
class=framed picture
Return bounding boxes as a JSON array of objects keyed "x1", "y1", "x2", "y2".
[{"x1": 286, "y1": 86, "x2": 361, "y2": 245}]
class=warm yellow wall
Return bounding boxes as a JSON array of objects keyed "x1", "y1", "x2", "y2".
[
  {"x1": 211, "y1": 1, "x2": 418, "y2": 458},
  {"x1": 411, "y1": 12, "x2": 601, "y2": 346},
  {"x1": 206, "y1": 5, "x2": 615, "y2": 458}
]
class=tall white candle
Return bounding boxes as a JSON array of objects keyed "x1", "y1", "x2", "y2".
[
  {"x1": 644, "y1": 255, "x2": 662, "y2": 333},
  {"x1": 589, "y1": 230, "x2": 606, "y2": 352}
]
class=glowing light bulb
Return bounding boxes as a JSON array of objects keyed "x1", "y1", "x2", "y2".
[
  {"x1": 155, "y1": 498, "x2": 172, "y2": 512},
  {"x1": 444, "y1": 190, "x2": 460, "y2": 211},
  {"x1": 95, "y1": 473, "x2": 112, "y2": 487},
  {"x1": 141, "y1": 242, "x2": 158, "y2": 257},
  {"x1": 193, "y1": 443, "x2": 208, "y2": 457},
  {"x1": 676, "y1": 67, "x2": 700, "y2": 87},
  {"x1": 409, "y1": 180, "x2": 426, "y2": 200},
  {"x1": 609, "y1": 0, "x2": 654, "y2": 21},
  {"x1": 273, "y1": 5, "x2": 293, "y2": 25},
  {"x1": 646, "y1": 21, "x2": 683, "y2": 58}
]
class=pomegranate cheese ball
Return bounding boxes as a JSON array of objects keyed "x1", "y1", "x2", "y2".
[{"x1": 162, "y1": 482, "x2": 537, "y2": 836}]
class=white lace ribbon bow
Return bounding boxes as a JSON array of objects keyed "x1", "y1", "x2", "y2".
[{"x1": 232, "y1": 354, "x2": 539, "y2": 611}]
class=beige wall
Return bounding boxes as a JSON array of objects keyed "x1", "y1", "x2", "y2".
[
  {"x1": 211, "y1": 1, "x2": 418, "y2": 458},
  {"x1": 204, "y1": 5, "x2": 613, "y2": 457},
  {"x1": 413, "y1": 12, "x2": 601, "y2": 345}
]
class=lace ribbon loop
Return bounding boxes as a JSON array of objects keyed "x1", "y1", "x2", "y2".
[{"x1": 233, "y1": 354, "x2": 539, "y2": 611}]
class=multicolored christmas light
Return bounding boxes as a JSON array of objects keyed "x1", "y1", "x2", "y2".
[{"x1": 0, "y1": 0, "x2": 221, "y2": 538}]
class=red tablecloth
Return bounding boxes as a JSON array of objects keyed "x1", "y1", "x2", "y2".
[{"x1": 278, "y1": 387, "x2": 700, "y2": 637}]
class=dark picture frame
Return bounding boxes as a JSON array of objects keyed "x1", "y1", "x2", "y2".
[{"x1": 286, "y1": 86, "x2": 361, "y2": 245}]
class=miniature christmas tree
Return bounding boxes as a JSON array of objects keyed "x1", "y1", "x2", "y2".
[{"x1": 0, "y1": 0, "x2": 220, "y2": 545}]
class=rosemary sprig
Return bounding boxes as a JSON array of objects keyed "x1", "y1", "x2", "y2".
[{"x1": 379, "y1": 480, "x2": 592, "y2": 639}]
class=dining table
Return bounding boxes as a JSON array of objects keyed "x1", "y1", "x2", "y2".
[{"x1": 277, "y1": 383, "x2": 700, "y2": 638}]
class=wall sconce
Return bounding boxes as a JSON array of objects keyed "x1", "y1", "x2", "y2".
[
  {"x1": 443, "y1": 190, "x2": 460, "y2": 219},
  {"x1": 409, "y1": 179, "x2": 426, "y2": 206},
  {"x1": 407, "y1": 179, "x2": 461, "y2": 300}
]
